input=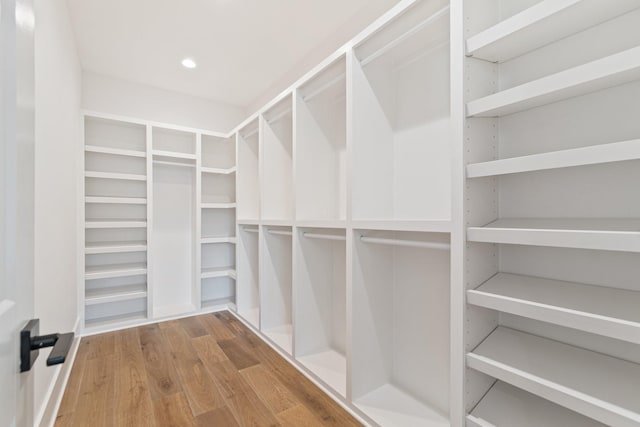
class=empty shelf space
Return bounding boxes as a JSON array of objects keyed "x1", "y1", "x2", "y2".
[
  {"x1": 85, "y1": 144, "x2": 146, "y2": 158},
  {"x1": 85, "y1": 220, "x2": 147, "y2": 229},
  {"x1": 85, "y1": 284, "x2": 147, "y2": 306},
  {"x1": 85, "y1": 196, "x2": 147, "y2": 204},
  {"x1": 201, "y1": 202, "x2": 236, "y2": 209},
  {"x1": 467, "y1": 381, "x2": 606, "y2": 427},
  {"x1": 201, "y1": 297, "x2": 234, "y2": 310},
  {"x1": 201, "y1": 166, "x2": 236, "y2": 175},
  {"x1": 355, "y1": 384, "x2": 449, "y2": 427},
  {"x1": 85, "y1": 241, "x2": 147, "y2": 254},
  {"x1": 152, "y1": 149, "x2": 196, "y2": 160},
  {"x1": 467, "y1": 327, "x2": 640, "y2": 426},
  {"x1": 85, "y1": 263, "x2": 147, "y2": 280},
  {"x1": 85, "y1": 171, "x2": 146, "y2": 181},
  {"x1": 297, "y1": 349, "x2": 346, "y2": 397},
  {"x1": 467, "y1": 218, "x2": 640, "y2": 252},
  {"x1": 201, "y1": 237, "x2": 236, "y2": 244},
  {"x1": 201, "y1": 267, "x2": 236, "y2": 280},
  {"x1": 468, "y1": 273, "x2": 640, "y2": 344},
  {"x1": 466, "y1": 46, "x2": 640, "y2": 117},
  {"x1": 466, "y1": 139, "x2": 640, "y2": 178},
  {"x1": 84, "y1": 311, "x2": 147, "y2": 331},
  {"x1": 239, "y1": 307, "x2": 259, "y2": 330},
  {"x1": 466, "y1": 0, "x2": 640, "y2": 62},
  {"x1": 263, "y1": 324, "x2": 292, "y2": 355}
]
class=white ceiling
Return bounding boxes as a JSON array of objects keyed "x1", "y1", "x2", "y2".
[{"x1": 67, "y1": 0, "x2": 400, "y2": 109}]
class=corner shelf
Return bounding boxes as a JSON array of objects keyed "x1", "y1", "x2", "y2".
[
  {"x1": 85, "y1": 241, "x2": 147, "y2": 254},
  {"x1": 85, "y1": 145, "x2": 146, "y2": 158},
  {"x1": 201, "y1": 202, "x2": 236, "y2": 209},
  {"x1": 201, "y1": 166, "x2": 236, "y2": 175},
  {"x1": 85, "y1": 263, "x2": 147, "y2": 280},
  {"x1": 85, "y1": 171, "x2": 147, "y2": 181},
  {"x1": 201, "y1": 267, "x2": 237, "y2": 280},
  {"x1": 467, "y1": 327, "x2": 640, "y2": 426},
  {"x1": 468, "y1": 273, "x2": 640, "y2": 345},
  {"x1": 85, "y1": 220, "x2": 147, "y2": 229},
  {"x1": 201, "y1": 237, "x2": 236, "y2": 245},
  {"x1": 85, "y1": 284, "x2": 147, "y2": 306},
  {"x1": 467, "y1": 218, "x2": 640, "y2": 252},
  {"x1": 152, "y1": 149, "x2": 197, "y2": 160},
  {"x1": 85, "y1": 196, "x2": 147, "y2": 205},
  {"x1": 466, "y1": 0, "x2": 640, "y2": 62},
  {"x1": 466, "y1": 46, "x2": 640, "y2": 117}
]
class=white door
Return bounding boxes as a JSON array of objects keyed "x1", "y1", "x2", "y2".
[{"x1": 1, "y1": 0, "x2": 36, "y2": 426}]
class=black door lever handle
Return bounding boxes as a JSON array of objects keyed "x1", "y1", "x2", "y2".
[{"x1": 20, "y1": 319, "x2": 75, "y2": 372}]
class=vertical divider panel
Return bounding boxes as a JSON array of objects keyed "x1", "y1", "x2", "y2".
[
  {"x1": 195, "y1": 133, "x2": 202, "y2": 309},
  {"x1": 146, "y1": 124, "x2": 154, "y2": 319}
]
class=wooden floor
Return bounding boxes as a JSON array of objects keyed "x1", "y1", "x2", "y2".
[{"x1": 55, "y1": 312, "x2": 362, "y2": 427}]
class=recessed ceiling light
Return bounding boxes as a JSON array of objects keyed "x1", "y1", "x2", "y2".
[{"x1": 181, "y1": 58, "x2": 197, "y2": 69}]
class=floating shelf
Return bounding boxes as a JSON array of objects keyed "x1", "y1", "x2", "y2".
[
  {"x1": 466, "y1": 139, "x2": 640, "y2": 178},
  {"x1": 467, "y1": 218, "x2": 640, "y2": 252},
  {"x1": 85, "y1": 196, "x2": 147, "y2": 205},
  {"x1": 201, "y1": 237, "x2": 236, "y2": 245},
  {"x1": 85, "y1": 263, "x2": 147, "y2": 280},
  {"x1": 85, "y1": 241, "x2": 147, "y2": 254},
  {"x1": 297, "y1": 349, "x2": 347, "y2": 398},
  {"x1": 85, "y1": 171, "x2": 147, "y2": 181},
  {"x1": 466, "y1": 46, "x2": 640, "y2": 117},
  {"x1": 151, "y1": 149, "x2": 197, "y2": 160},
  {"x1": 85, "y1": 284, "x2": 147, "y2": 306},
  {"x1": 201, "y1": 166, "x2": 236, "y2": 175},
  {"x1": 466, "y1": 0, "x2": 640, "y2": 62},
  {"x1": 202, "y1": 202, "x2": 236, "y2": 209},
  {"x1": 201, "y1": 267, "x2": 237, "y2": 280},
  {"x1": 85, "y1": 145, "x2": 146, "y2": 158},
  {"x1": 467, "y1": 381, "x2": 606, "y2": 427},
  {"x1": 468, "y1": 273, "x2": 640, "y2": 345},
  {"x1": 85, "y1": 220, "x2": 147, "y2": 229},
  {"x1": 467, "y1": 327, "x2": 640, "y2": 427}
]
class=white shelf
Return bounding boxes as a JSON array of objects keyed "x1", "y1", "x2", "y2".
[
  {"x1": 85, "y1": 241, "x2": 147, "y2": 254},
  {"x1": 201, "y1": 237, "x2": 236, "y2": 245},
  {"x1": 466, "y1": 46, "x2": 640, "y2": 117},
  {"x1": 85, "y1": 196, "x2": 147, "y2": 204},
  {"x1": 152, "y1": 149, "x2": 196, "y2": 160},
  {"x1": 85, "y1": 144, "x2": 146, "y2": 158},
  {"x1": 467, "y1": 218, "x2": 640, "y2": 252},
  {"x1": 202, "y1": 202, "x2": 236, "y2": 209},
  {"x1": 85, "y1": 171, "x2": 146, "y2": 181},
  {"x1": 84, "y1": 311, "x2": 147, "y2": 331},
  {"x1": 154, "y1": 304, "x2": 197, "y2": 319},
  {"x1": 467, "y1": 381, "x2": 606, "y2": 427},
  {"x1": 201, "y1": 297, "x2": 234, "y2": 310},
  {"x1": 355, "y1": 384, "x2": 449, "y2": 427},
  {"x1": 466, "y1": 139, "x2": 640, "y2": 178},
  {"x1": 468, "y1": 273, "x2": 640, "y2": 345},
  {"x1": 466, "y1": 0, "x2": 640, "y2": 62},
  {"x1": 201, "y1": 267, "x2": 236, "y2": 280},
  {"x1": 201, "y1": 166, "x2": 236, "y2": 175},
  {"x1": 351, "y1": 219, "x2": 452, "y2": 233},
  {"x1": 467, "y1": 327, "x2": 640, "y2": 426},
  {"x1": 85, "y1": 220, "x2": 147, "y2": 229},
  {"x1": 263, "y1": 325, "x2": 292, "y2": 355},
  {"x1": 297, "y1": 349, "x2": 346, "y2": 398},
  {"x1": 85, "y1": 284, "x2": 147, "y2": 306},
  {"x1": 85, "y1": 263, "x2": 147, "y2": 280}
]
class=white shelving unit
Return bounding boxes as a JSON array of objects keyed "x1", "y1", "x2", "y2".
[
  {"x1": 236, "y1": 225, "x2": 260, "y2": 329},
  {"x1": 237, "y1": 120, "x2": 260, "y2": 221}
]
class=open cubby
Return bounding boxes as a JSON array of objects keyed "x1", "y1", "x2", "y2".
[
  {"x1": 85, "y1": 152, "x2": 146, "y2": 175},
  {"x1": 261, "y1": 96, "x2": 293, "y2": 221},
  {"x1": 294, "y1": 227, "x2": 346, "y2": 396},
  {"x1": 261, "y1": 226, "x2": 293, "y2": 354},
  {"x1": 152, "y1": 127, "x2": 196, "y2": 156},
  {"x1": 85, "y1": 177, "x2": 146, "y2": 199},
  {"x1": 85, "y1": 116, "x2": 146, "y2": 153},
  {"x1": 352, "y1": 0, "x2": 451, "y2": 222},
  {"x1": 295, "y1": 58, "x2": 346, "y2": 222},
  {"x1": 201, "y1": 134, "x2": 235, "y2": 170},
  {"x1": 84, "y1": 298, "x2": 147, "y2": 329},
  {"x1": 202, "y1": 209, "x2": 235, "y2": 239},
  {"x1": 237, "y1": 225, "x2": 260, "y2": 329},
  {"x1": 201, "y1": 241, "x2": 235, "y2": 275},
  {"x1": 352, "y1": 229, "x2": 450, "y2": 426},
  {"x1": 201, "y1": 277, "x2": 235, "y2": 309},
  {"x1": 201, "y1": 173, "x2": 235, "y2": 204},
  {"x1": 237, "y1": 121, "x2": 260, "y2": 220},
  {"x1": 85, "y1": 203, "x2": 146, "y2": 222}
]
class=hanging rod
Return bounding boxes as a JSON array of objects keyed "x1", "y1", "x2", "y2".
[
  {"x1": 302, "y1": 73, "x2": 345, "y2": 103},
  {"x1": 243, "y1": 227, "x2": 259, "y2": 233},
  {"x1": 266, "y1": 107, "x2": 292, "y2": 125},
  {"x1": 360, "y1": 235, "x2": 450, "y2": 251},
  {"x1": 267, "y1": 229, "x2": 293, "y2": 236},
  {"x1": 303, "y1": 232, "x2": 345, "y2": 241},
  {"x1": 241, "y1": 127, "x2": 259, "y2": 139},
  {"x1": 153, "y1": 159, "x2": 196, "y2": 168},
  {"x1": 360, "y1": 5, "x2": 450, "y2": 68}
]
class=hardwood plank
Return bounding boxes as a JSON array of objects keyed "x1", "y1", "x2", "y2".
[
  {"x1": 82, "y1": 331, "x2": 116, "y2": 360},
  {"x1": 55, "y1": 341, "x2": 88, "y2": 418},
  {"x1": 157, "y1": 318, "x2": 182, "y2": 330},
  {"x1": 69, "y1": 355, "x2": 116, "y2": 427},
  {"x1": 179, "y1": 316, "x2": 208, "y2": 338},
  {"x1": 277, "y1": 405, "x2": 327, "y2": 427},
  {"x1": 240, "y1": 364, "x2": 299, "y2": 414},
  {"x1": 201, "y1": 312, "x2": 236, "y2": 341},
  {"x1": 162, "y1": 325, "x2": 225, "y2": 416},
  {"x1": 139, "y1": 324, "x2": 182, "y2": 400},
  {"x1": 192, "y1": 335, "x2": 229, "y2": 364},
  {"x1": 152, "y1": 392, "x2": 196, "y2": 427},
  {"x1": 195, "y1": 406, "x2": 240, "y2": 427},
  {"x1": 218, "y1": 338, "x2": 260, "y2": 370}
]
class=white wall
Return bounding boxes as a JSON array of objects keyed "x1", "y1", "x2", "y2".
[
  {"x1": 83, "y1": 71, "x2": 247, "y2": 132},
  {"x1": 33, "y1": 0, "x2": 82, "y2": 425}
]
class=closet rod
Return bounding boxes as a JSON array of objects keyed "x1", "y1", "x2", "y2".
[
  {"x1": 266, "y1": 107, "x2": 292, "y2": 125},
  {"x1": 360, "y1": 5, "x2": 450, "y2": 67},
  {"x1": 360, "y1": 235, "x2": 450, "y2": 251},
  {"x1": 303, "y1": 232, "x2": 345, "y2": 241},
  {"x1": 243, "y1": 227, "x2": 259, "y2": 233},
  {"x1": 241, "y1": 127, "x2": 259, "y2": 139},
  {"x1": 153, "y1": 159, "x2": 196, "y2": 168},
  {"x1": 302, "y1": 73, "x2": 345, "y2": 103},
  {"x1": 267, "y1": 229, "x2": 293, "y2": 236}
]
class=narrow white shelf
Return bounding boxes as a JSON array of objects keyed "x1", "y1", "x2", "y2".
[
  {"x1": 468, "y1": 273, "x2": 640, "y2": 345},
  {"x1": 152, "y1": 149, "x2": 197, "y2": 160},
  {"x1": 201, "y1": 166, "x2": 236, "y2": 175},
  {"x1": 263, "y1": 325, "x2": 292, "y2": 355},
  {"x1": 297, "y1": 349, "x2": 346, "y2": 398},
  {"x1": 466, "y1": 0, "x2": 640, "y2": 62},
  {"x1": 467, "y1": 218, "x2": 640, "y2": 252},
  {"x1": 467, "y1": 381, "x2": 606, "y2": 427},
  {"x1": 85, "y1": 196, "x2": 147, "y2": 205},
  {"x1": 85, "y1": 241, "x2": 147, "y2": 254},
  {"x1": 85, "y1": 171, "x2": 146, "y2": 181},
  {"x1": 201, "y1": 237, "x2": 236, "y2": 245},
  {"x1": 201, "y1": 267, "x2": 237, "y2": 280},
  {"x1": 84, "y1": 311, "x2": 147, "y2": 331},
  {"x1": 202, "y1": 202, "x2": 236, "y2": 209},
  {"x1": 466, "y1": 46, "x2": 640, "y2": 117},
  {"x1": 201, "y1": 297, "x2": 234, "y2": 310},
  {"x1": 467, "y1": 327, "x2": 640, "y2": 426},
  {"x1": 85, "y1": 284, "x2": 147, "y2": 306},
  {"x1": 85, "y1": 263, "x2": 147, "y2": 280},
  {"x1": 466, "y1": 139, "x2": 640, "y2": 178},
  {"x1": 85, "y1": 220, "x2": 147, "y2": 229},
  {"x1": 355, "y1": 384, "x2": 449, "y2": 427},
  {"x1": 85, "y1": 145, "x2": 146, "y2": 158}
]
